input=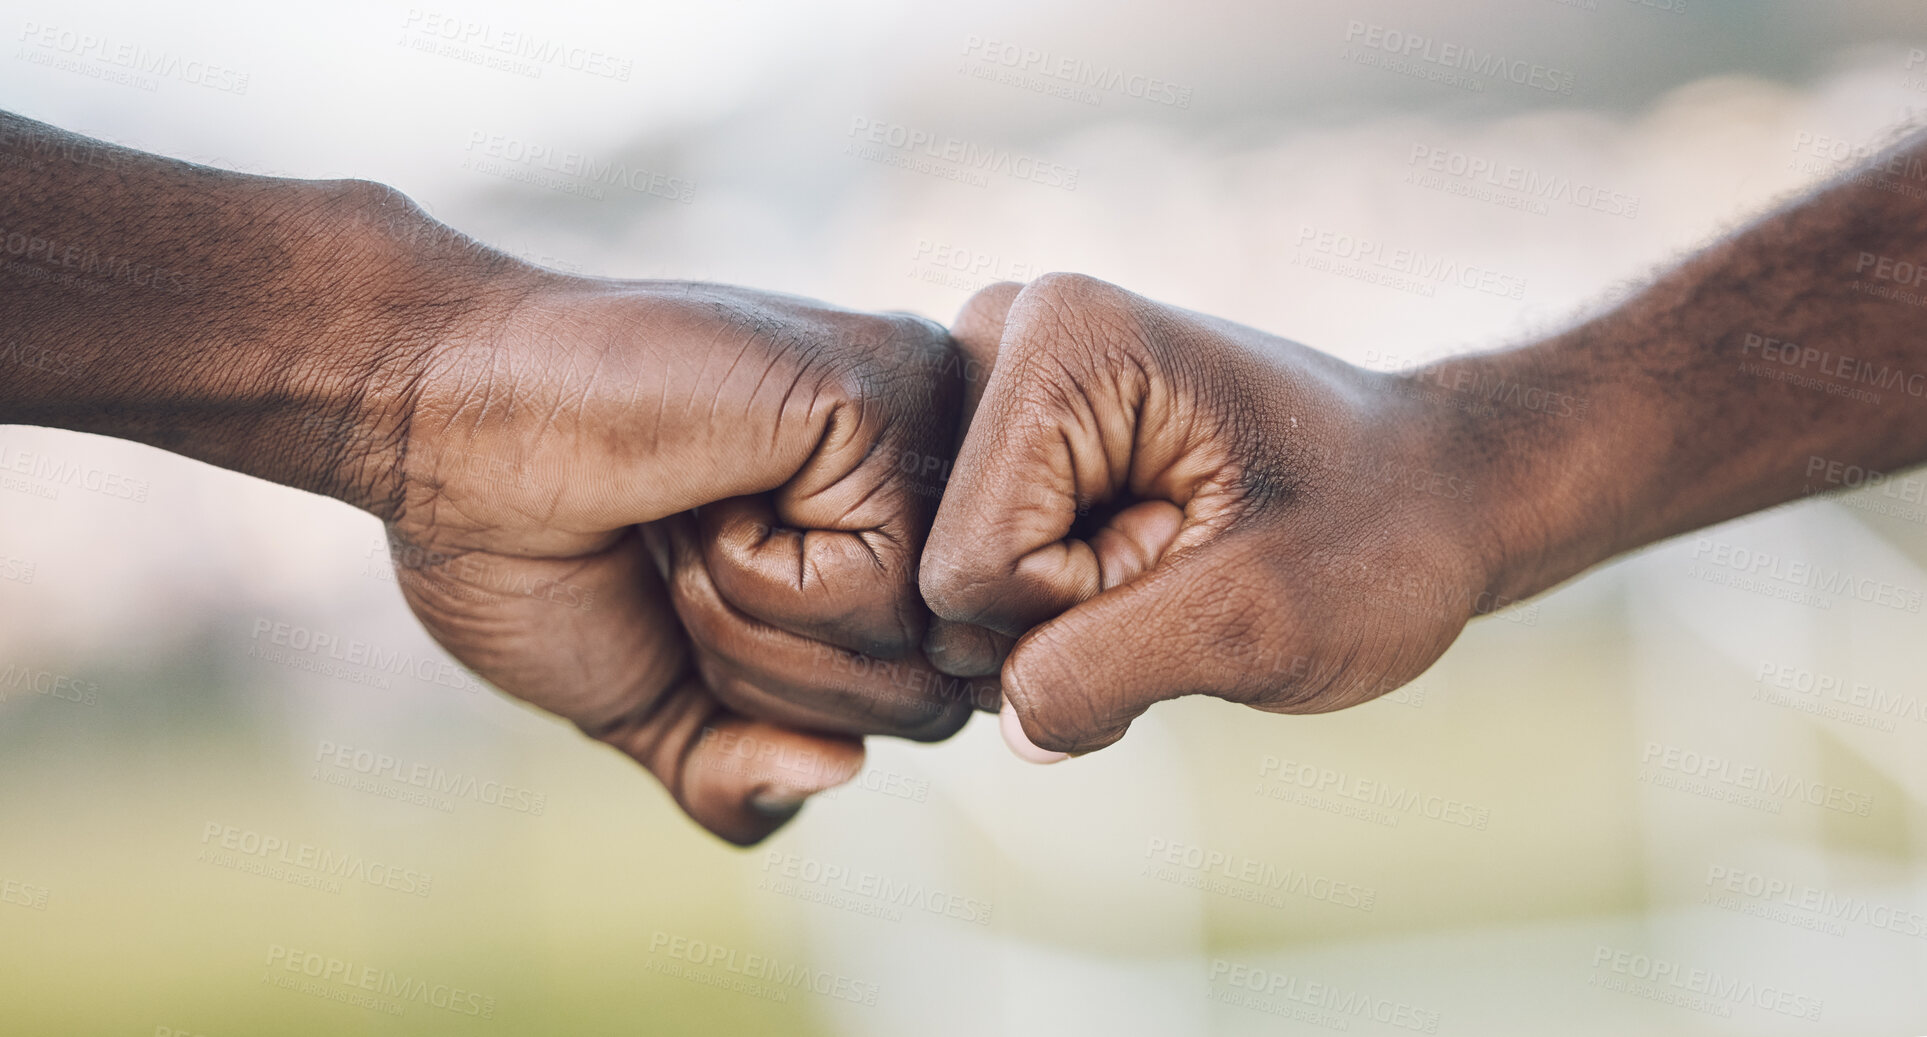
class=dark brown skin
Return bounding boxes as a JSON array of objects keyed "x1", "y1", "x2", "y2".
[
  {"x1": 8, "y1": 104, "x2": 1927, "y2": 823},
  {"x1": 922, "y1": 132, "x2": 1927, "y2": 757},
  {"x1": 0, "y1": 111, "x2": 991, "y2": 845}
]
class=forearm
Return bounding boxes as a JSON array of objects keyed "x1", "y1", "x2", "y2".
[
  {"x1": 1426, "y1": 130, "x2": 1927, "y2": 605},
  {"x1": 0, "y1": 111, "x2": 516, "y2": 517}
]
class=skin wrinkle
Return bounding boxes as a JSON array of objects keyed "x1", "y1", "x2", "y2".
[
  {"x1": 795, "y1": 528, "x2": 810, "y2": 593},
  {"x1": 767, "y1": 361, "x2": 810, "y2": 459},
  {"x1": 820, "y1": 453, "x2": 898, "y2": 530},
  {"x1": 669, "y1": 544, "x2": 959, "y2": 736},
  {"x1": 20, "y1": 106, "x2": 1927, "y2": 823},
  {"x1": 741, "y1": 345, "x2": 789, "y2": 442},
  {"x1": 558, "y1": 339, "x2": 608, "y2": 442},
  {"x1": 914, "y1": 270, "x2": 1512, "y2": 749},
  {"x1": 705, "y1": 327, "x2": 760, "y2": 429},
  {"x1": 0, "y1": 107, "x2": 986, "y2": 840}
]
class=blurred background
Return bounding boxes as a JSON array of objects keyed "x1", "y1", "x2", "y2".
[{"x1": 4, "y1": 0, "x2": 1927, "y2": 1033}]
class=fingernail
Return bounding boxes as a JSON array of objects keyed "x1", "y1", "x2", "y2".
[
  {"x1": 749, "y1": 786, "x2": 811, "y2": 818},
  {"x1": 1000, "y1": 700, "x2": 1069, "y2": 764}
]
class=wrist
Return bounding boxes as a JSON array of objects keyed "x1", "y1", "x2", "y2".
[
  {"x1": 0, "y1": 167, "x2": 536, "y2": 518},
  {"x1": 253, "y1": 179, "x2": 543, "y2": 517},
  {"x1": 1401, "y1": 339, "x2": 1636, "y2": 611}
]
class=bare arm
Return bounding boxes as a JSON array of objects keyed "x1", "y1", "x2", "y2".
[
  {"x1": 0, "y1": 110, "x2": 498, "y2": 515},
  {"x1": 0, "y1": 111, "x2": 988, "y2": 841},
  {"x1": 920, "y1": 129, "x2": 1927, "y2": 758},
  {"x1": 1449, "y1": 134, "x2": 1927, "y2": 604}
]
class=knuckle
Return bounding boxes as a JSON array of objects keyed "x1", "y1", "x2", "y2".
[
  {"x1": 819, "y1": 347, "x2": 886, "y2": 409},
  {"x1": 718, "y1": 825, "x2": 783, "y2": 848},
  {"x1": 1012, "y1": 697, "x2": 1091, "y2": 755},
  {"x1": 917, "y1": 548, "x2": 996, "y2": 625},
  {"x1": 809, "y1": 649, "x2": 971, "y2": 739},
  {"x1": 816, "y1": 318, "x2": 962, "y2": 431},
  {"x1": 896, "y1": 695, "x2": 974, "y2": 743},
  {"x1": 1023, "y1": 270, "x2": 1113, "y2": 305},
  {"x1": 1002, "y1": 639, "x2": 1100, "y2": 752},
  {"x1": 956, "y1": 280, "x2": 1025, "y2": 330},
  {"x1": 664, "y1": 565, "x2": 732, "y2": 650},
  {"x1": 827, "y1": 597, "x2": 921, "y2": 661},
  {"x1": 1009, "y1": 272, "x2": 1158, "y2": 374},
  {"x1": 845, "y1": 312, "x2": 954, "y2": 384},
  {"x1": 964, "y1": 279, "x2": 1026, "y2": 308}
]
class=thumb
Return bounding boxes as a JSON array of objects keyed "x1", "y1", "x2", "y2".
[
  {"x1": 922, "y1": 274, "x2": 1160, "y2": 640},
  {"x1": 950, "y1": 281, "x2": 1022, "y2": 428},
  {"x1": 394, "y1": 528, "x2": 862, "y2": 845},
  {"x1": 998, "y1": 540, "x2": 1262, "y2": 758},
  {"x1": 922, "y1": 281, "x2": 1023, "y2": 679}
]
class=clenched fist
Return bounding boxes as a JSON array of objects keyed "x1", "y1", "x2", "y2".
[
  {"x1": 921, "y1": 274, "x2": 1514, "y2": 759},
  {"x1": 343, "y1": 194, "x2": 993, "y2": 843}
]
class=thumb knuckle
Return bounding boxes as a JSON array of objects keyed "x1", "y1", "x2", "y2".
[{"x1": 918, "y1": 548, "x2": 997, "y2": 624}]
